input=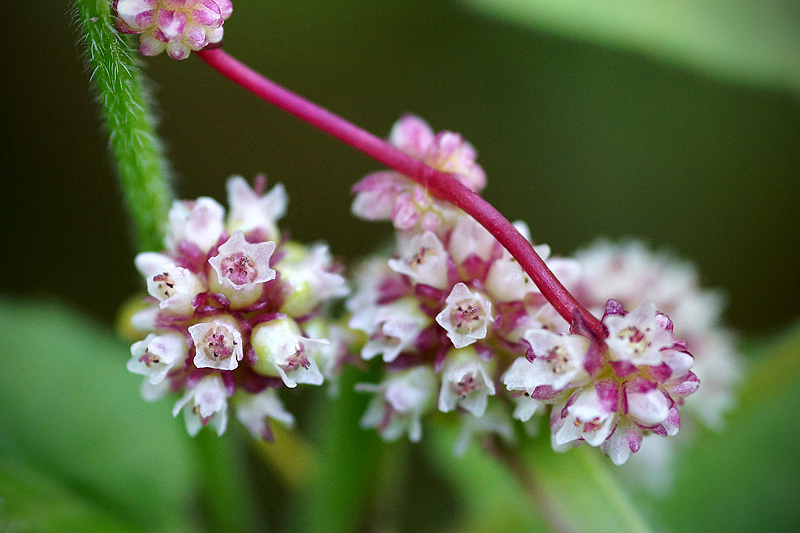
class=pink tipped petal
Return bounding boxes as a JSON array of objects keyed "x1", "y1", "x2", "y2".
[
  {"x1": 214, "y1": 0, "x2": 233, "y2": 19},
  {"x1": 134, "y1": 9, "x2": 156, "y2": 29},
  {"x1": 662, "y1": 407, "x2": 681, "y2": 436},
  {"x1": 166, "y1": 41, "x2": 191, "y2": 60},
  {"x1": 594, "y1": 379, "x2": 619, "y2": 413},
  {"x1": 163, "y1": 0, "x2": 200, "y2": 8},
  {"x1": 627, "y1": 385, "x2": 669, "y2": 426},
  {"x1": 158, "y1": 10, "x2": 188, "y2": 41},
  {"x1": 184, "y1": 24, "x2": 209, "y2": 49},
  {"x1": 192, "y1": 2, "x2": 222, "y2": 26},
  {"x1": 139, "y1": 33, "x2": 166, "y2": 55},
  {"x1": 389, "y1": 115, "x2": 435, "y2": 158}
]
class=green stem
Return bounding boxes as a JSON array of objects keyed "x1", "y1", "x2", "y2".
[{"x1": 75, "y1": 0, "x2": 173, "y2": 252}]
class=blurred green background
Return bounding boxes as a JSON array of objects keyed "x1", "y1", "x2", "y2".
[{"x1": 2, "y1": 0, "x2": 798, "y2": 333}]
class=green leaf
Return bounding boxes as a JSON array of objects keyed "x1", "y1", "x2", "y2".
[
  {"x1": 0, "y1": 454, "x2": 142, "y2": 533},
  {"x1": 0, "y1": 298, "x2": 196, "y2": 532},
  {"x1": 459, "y1": 0, "x2": 800, "y2": 94}
]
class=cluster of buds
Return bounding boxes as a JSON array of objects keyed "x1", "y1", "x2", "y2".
[
  {"x1": 346, "y1": 115, "x2": 728, "y2": 464},
  {"x1": 127, "y1": 176, "x2": 348, "y2": 439},
  {"x1": 114, "y1": 0, "x2": 233, "y2": 60}
]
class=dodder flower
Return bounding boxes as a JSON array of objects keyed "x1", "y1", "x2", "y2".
[
  {"x1": 346, "y1": 115, "x2": 720, "y2": 464},
  {"x1": 114, "y1": 0, "x2": 233, "y2": 60},
  {"x1": 351, "y1": 115, "x2": 486, "y2": 234},
  {"x1": 127, "y1": 176, "x2": 347, "y2": 439}
]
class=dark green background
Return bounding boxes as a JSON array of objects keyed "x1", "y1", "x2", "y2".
[{"x1": 3, "y1": 0, "x2": 798, "y2": 333}]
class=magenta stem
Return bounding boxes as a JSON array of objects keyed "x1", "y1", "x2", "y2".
[{"x1": 196, "y1": 48, "x2": 607, "y2": 340}]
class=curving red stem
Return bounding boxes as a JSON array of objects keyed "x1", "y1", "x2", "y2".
[{"x1": 196, "y1": 48, "x2": 607, "y2": 341}]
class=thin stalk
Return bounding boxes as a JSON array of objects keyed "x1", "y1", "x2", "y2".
[
  {"x1": 75, "y1": 0, "x2": 173, "y2": 252},
  {"x1": 196, "y1": 48, "x2": 606, "y2": 340}
]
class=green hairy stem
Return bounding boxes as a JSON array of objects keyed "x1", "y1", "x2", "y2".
[{"x1": 75, "y1": 0, "x2": 173, "y2": 252}]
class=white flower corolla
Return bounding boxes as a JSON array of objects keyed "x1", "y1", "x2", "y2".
[
  {"x1": 438, "y1": 347, "x2": 496, "y2": 416},
  {"x1": 188, "y1": 317, "x2": 244, "y2": 371},
  {"x1": 149, "y1": 270, "x2": 203, "y2": 316},
  {"x1": 140, "y1": 378, "x2": 172, "y2": 402},
  {"x1": 135, "y1": 252, "x2": 204, "y2": 315},
  {"x1": 226, "y1": 176, "x2": 287, "y2": 240},
  {"x1": 511, "y1": 393, "x2": 545, "y2": 423},
  {"x1": 278, "y1": 242, "x2": 349, "y2": 316},
  {"x1": 165, "y1": 197, "x2": 225, "y2": 253},
  {"x1": 130, "y1": 305, "x2": 159, "y2": 332},
  {"x1": 604, "y1": 301, "x2": 676, "y2": 367},
  {"x1": 251, "y1": 318, "x2": 326, "y2": 388},
  {"x1": 345, "y1": 257, "x2": 399, "y2": 314},
  {"x1": 127, "y1": 331, "x2": 188, "y2": 384},
  {"x1": 208, "y1": 230, "x2": 276, "y2": 307},
  {"x1": 624, "y1": 377, "x2": 670, "y2": 426},
  {"x1": 601, "y1": 419, "x2": 644, "y2": 466},
  {"x1": 357, "y1": 366, "x2": 437, "y2": 442},
  {"x1": 172, "y1": 374, "x2": 229, "y2": 436},
  {"x1": 448, "y1": 215, "x2": 496, "y2": 265},
  {"x1": 302, "y1": 319, "x2": 353, "y2": 396},
  {"x1": 235, "y1": 389, "x2": 295, "y2": 441},
  {"x1": 349, "y1": 297, "x2": 431, "y2": 362},
  {"x1": 435, "y1": 283, "x2": 494, "y2": 349},
  {"x1": 504, "y1": 330, "x2": 590, "y2": 394},
  {"x1": 388, "y1": 231, "x2": 450, "y2": 290},
  {"x1": 551, "y1": 381, "x2": 619, "y2": 450}
]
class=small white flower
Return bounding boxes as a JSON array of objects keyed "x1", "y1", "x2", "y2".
[
  {"x1": 127, "y1": 332, "x2": 188, "y2": 384},
  {"x1": 388, "y1": 231, "x2": 450, "y2": 290},
  {"x1": 251, "y1": 318, "x2": 326, "y2": 388},
  {"x1": 552, "y1": 381, "x2": 619, "y2": 450},
  {"x1": 438, "y1": 348, "x2": 495, "y2": 416},
  {"x1": 235, "y1": 389, "x2": 295, "y2": 441},
  {"x1": 511, "y1": 393, "x2": 545, "y2": 423},
  {"x1": 165, "y1": 197, "x2": 225, "y2": 253},
  {"x1": 145, "y1": 266, "x2": 204, "y2": 315},
  {"x1": 625, "y1": 378, "x2": 670, "y2": 427},
  {"x1": 448, "y1": 215, "x2": 496, "y2": 264},
  {"x1": 189, "y1": 317, "x2": 244, "y2": 371},
  {"x1": 604, "y1": 301, "x2": 676, "y2": 367},
  {"x1": 172, "y1": 374, "x2": 229, "y2": 436},
  {"x1": 208, "y1": 230, "x2": 276, "y2": 307},
  {"x1": 503, "y1": 330, "x2": 590, "y2": 393},
  {"x1": 279, "y1": 242, "x2": 349, "y2": 316},
  {"x1": 435, "y1": 283, "x2": 494, "y2": 349},
  {"x1": 226, "y1": 176, "x2": 287, "y2": 239},
  {"x1": 357, "y1": 366, "x2": 437, "y2": 442},
  {"x1": 349, "y1": 297, "x2": 430, "y2": 362}
]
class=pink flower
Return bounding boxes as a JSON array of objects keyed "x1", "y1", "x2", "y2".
[
  {"x1": 351, "y1": 115, "x2": 486, "y2": 233},
  {"x1": 114, "y1": 0, "x2": 233, "y2": 60}
]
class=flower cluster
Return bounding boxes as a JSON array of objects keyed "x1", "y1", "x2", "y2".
[
  {"x1": 348, "y1": 115, "x2": 715, "y2": 464},
  {"x1": 351, "y1": 114, "x2": 486, "y2": 233},
  {"x1": 127, "y1": 176, "x2": 348, "y2": 439},
  {"x1": 114, "y1": 0, "x2": 233, "y2": 60},
  {"x1": 573, "y1": 240, "x2": 742, "y2": 433}
]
